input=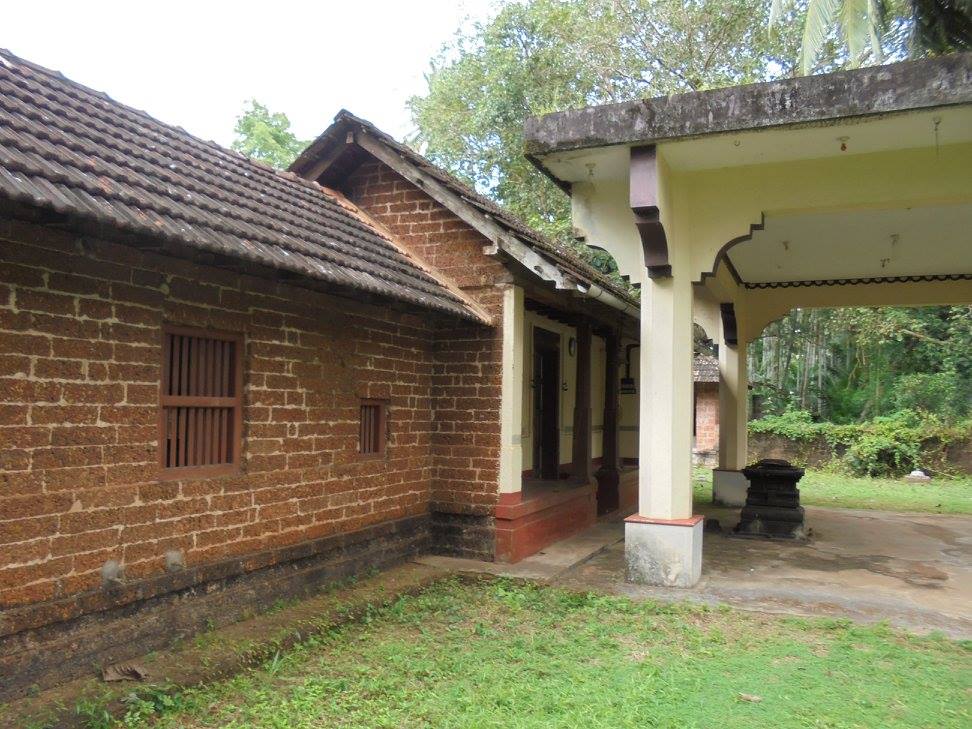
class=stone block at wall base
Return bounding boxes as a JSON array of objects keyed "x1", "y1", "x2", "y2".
[
  {"x1": 624, "y1": 514, "x2": 703, "y2": 587},
  {"x1": 0, "y1": 515, "x2": 429, "y2": 703},
  {"x1": 712, "y1": 469, "x2": 750, "y2": 507},
  {"x1": 430, "y1": 511, "x2": 496, "y2": 561}
]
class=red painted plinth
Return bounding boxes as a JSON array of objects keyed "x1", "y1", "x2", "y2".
[
  {"x1": 494, "y1": 483, "x2": 597, "y2": 563},
  {"x1": 623, "y1": 513, "x2": 704, "y2": 526}
]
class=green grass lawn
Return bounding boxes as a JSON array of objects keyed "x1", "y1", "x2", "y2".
[
  {"x1": 107, "y1": 578, "x2": 969, "y2": 728},
  {"x1": 693, "y1": 468, "x2": 972, "y2": 514}
]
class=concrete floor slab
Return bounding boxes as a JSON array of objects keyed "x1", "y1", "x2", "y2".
[
  {"x1": 555, "y1": 504, "x2": 972, "y2": 638},
  {"x1": 419, "y1": 505, "x2": 972, "y2": 637}
]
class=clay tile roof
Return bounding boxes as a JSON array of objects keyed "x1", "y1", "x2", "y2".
[
  {"x1": 693, "y1": 354, "x2": 719, "y2": 383},
  {"x1": 293, "y1": 110, "x2": 639, "y2": 309},
  {"x1": 0, "y1": 50, "x2": 485, "y2": 322}
]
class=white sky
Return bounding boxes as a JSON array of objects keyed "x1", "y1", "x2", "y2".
[{"x1": 4, "y1": 0, "x2": 497, "y2": 147}]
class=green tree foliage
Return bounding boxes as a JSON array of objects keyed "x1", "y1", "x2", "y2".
[
  {"x1": 749, "y1": 305, "x2": 972, "y2": 424},
  {"x1": 410, "y1": 0, "x2": 811, "y2": 251},
  {"x1": 231, "y1": 100, "x2": 308, "y2": 169},
  {"x1": 749, "y1": 407, "x2": 971, "y2": 476},
  {"x1": 911, "y1": 0, "x2": 972, "y2": 54}
]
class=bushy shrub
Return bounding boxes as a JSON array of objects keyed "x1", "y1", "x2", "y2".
[
  {"x1": 836, "y1": 411, "x2": 926, "y2": 478},
  {"x1": 748, "y1": 409, "x2": 824, "y2": 441},
  {"x1": 892, "y1": 372, "x2": 964, "y2": 421},
  {"x1": 749, "y1": 409, "x2": 972, "y2": 477}
]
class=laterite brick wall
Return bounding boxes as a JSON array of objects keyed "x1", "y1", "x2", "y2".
[
  {"x1": 342, "y1": 159, "x2": 507, "y2": 558},
  {"x1": 694, "y1": 382, "x2": 720, "y2": 455},
  {"x1": 0, "y1": 219, "x2": 438, "y2": 610}
]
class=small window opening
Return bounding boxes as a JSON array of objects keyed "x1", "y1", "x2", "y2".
[
  {"x1": 160, "y1": 326, "x2": 242, "y2": 478},
  {"x1": 359, "y1": 400, "x2": 387, "y2": 456}
]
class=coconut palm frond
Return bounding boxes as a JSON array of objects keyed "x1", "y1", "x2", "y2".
[
  {"x1": 841, "y1": 0, "x2": 870, "y2": 66},
  {"x1": 800, "y1": 0, "x2": 843, "y2": 75},
  {"x1": 866, "y1": 0, "x2": 886, "y2": 64},
  {"x1": 769, "y1": 0, "x2": 786, "y2": 33}
]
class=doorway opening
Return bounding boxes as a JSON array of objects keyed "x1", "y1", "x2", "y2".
[{"x1": 532, "y1": 327, "x2": 560, "y2": 480}]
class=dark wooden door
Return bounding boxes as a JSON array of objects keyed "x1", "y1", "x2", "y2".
[{"x1": 532, "y1": 327, "x2": 560, "y2": 479}]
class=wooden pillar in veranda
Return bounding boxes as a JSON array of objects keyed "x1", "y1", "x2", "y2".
[
  {"x1": 571, "y1": 318, "x2": 593, "y2": 483},
  {"x1": 595, "y1": 329, "x2": 621, "y2": 513}
]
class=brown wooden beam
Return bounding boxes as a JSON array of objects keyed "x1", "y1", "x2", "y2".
[
  {"x1": 630, "y1": 145, "x2": 671, "y2": 279},
  {"x1": 720, "y1": 302, "x2": 738, "y2": 346}
]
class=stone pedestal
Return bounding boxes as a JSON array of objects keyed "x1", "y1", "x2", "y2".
[
  {"x1": 734, "y1": 459, "x2": 806, "y2": 539},
  {"x1": 624, "y1": 514, "x2": 703, "y2": 587}
]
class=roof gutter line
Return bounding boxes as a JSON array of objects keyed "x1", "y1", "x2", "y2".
[{"x1": 579, "y1": 283, "x2": 640, "y2": 319}]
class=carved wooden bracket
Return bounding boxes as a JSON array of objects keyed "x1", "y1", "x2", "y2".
[
  {"x1": 720, "y1": 303, "x2": 738, "y2": 346},
  {"x1": 629, "y1": 145, "x2": 671, "y2": 279}
]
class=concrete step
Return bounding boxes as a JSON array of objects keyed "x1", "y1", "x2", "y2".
[{"x1": 415, "y1": 520, "x2": 624, "y2": 581}]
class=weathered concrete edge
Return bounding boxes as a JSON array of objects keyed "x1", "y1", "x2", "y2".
[
  {"x1": 0, "y1": 562, "x2": 450, "y2": 729},
  {"x1": 524, "y1": 53, "x2": 972, "y2": 156}
]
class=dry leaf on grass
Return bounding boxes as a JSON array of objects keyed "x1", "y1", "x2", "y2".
[
  {"x1": 738, "y1": 693, "x2": 763, "y2": 703},
  {"x1": 102, "y1": 661, "x2": 149, "y2": 682}
]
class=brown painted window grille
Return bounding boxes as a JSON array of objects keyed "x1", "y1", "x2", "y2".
[
  {"x1": 359, "y1": 400, "x2": 387, "y2": 456},
  {"x1": 160, "y1": 326, "x2": 243, "y2": 478}
]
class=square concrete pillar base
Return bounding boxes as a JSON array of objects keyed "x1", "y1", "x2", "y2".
[
  {"x1": 624, "y1": 514, "x2": 703, "y2": 587},
  {"x1": 712, "y1": 469, "x2": 750, "y2": 507}
]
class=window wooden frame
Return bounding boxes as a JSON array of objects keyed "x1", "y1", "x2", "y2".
[
  {"x1": 359, "y1": 399, "x2": 388, "y2": 458},
  {"x1": 158, "y1": 325, "x2": 243, "y2": 479}
]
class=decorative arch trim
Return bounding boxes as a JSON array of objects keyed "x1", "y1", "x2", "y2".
[
  {"x1": 694, "y1": 214, "x2": 765, "y2": 286},
  {"x1": 744, "y1": 273, "x2": 972, "y2": 289}
]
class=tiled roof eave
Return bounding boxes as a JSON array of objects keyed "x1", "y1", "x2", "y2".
[{"x1": 0, "y1": 49, "x2": 486, "y2": 324}]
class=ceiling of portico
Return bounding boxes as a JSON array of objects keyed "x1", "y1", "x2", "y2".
[{"x1": 726, "y1": 202, "x2": 972, "y2": 284}]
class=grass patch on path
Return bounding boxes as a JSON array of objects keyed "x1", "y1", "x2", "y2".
[
  {"x1": 694, "y1": 468, "x2": 972, "y2": 514},
  {"x1": 114, "y1": 578, "x2": 969, "y2": 728}
]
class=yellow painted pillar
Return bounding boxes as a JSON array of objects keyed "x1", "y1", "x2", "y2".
[
  {"x1": 718, "y1": 338, "x2": 748, "y2": 470},
  {"x1": 638, "y1": 273, "x2": 695, "y2": 519},
  {"x1": 499, "y1": 285, "x2": 524, "y2": 494},
  {"x1": 625, "y1": 145, "x2": 702, "y2": 587},
  {"x1": 713, "y1": 334, "x2": 750, "y2": 507}
]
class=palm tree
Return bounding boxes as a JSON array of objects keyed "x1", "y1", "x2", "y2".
[{"x1": 771, "y1": 0, "x2": 971, "y2": 75}]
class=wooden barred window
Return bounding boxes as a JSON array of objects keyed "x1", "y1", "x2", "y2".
[
  {"x1": 359, "y1": 400, "x2": 387, "y2": 456},
  {"x1": 160, "y1": 326, "x2": 243, "y2": 478}
]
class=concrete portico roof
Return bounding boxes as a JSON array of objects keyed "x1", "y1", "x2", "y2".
[
  {"x1": 523, "y1": 54, "x2": 972, "y2": 293},
  {"x1": 524, "y1": 53, "x2": 972, "y2": 158},
  {"x1": 523, "y1": 53, "x2": 972, "y2": 585}
]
